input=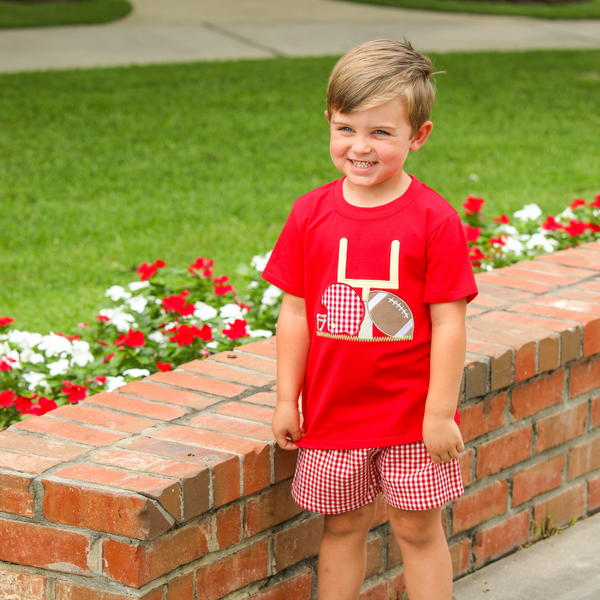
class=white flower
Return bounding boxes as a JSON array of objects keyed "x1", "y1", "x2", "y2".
[
  {"x1": 70, "y1": 340, "x2": 94, "y2": 368},
  {"x1": 496, "y1": 224, "x2": 519, "y2": 237},
  {"x1": 261, "y1": 285, "x2": 282, "y2": 306},
  {"x1": 38, "y1": 333, "x2": 72, "y2": 358},
  {"x1": 123, "y1": 368, "x2": 150, "y2": 378},
  {"x1": 556, "y1": 207, "x2": 576, "y2": 222},
  {"x1": 503, "y1": 237, "x2": 525, "y2": 256},
  {"x1": 19, "y1": 348, "x2": 45, "y2": 364},
  {"x1": 105, "y1": 376, "x2": 126, "y2": 392},
  {"x1": 513, "y1": 204, "x2": 542, "y2": 222},
  {"x1": 2, "y1": 349, "x2": 22, "y2": 370},
  {"x1": 148, "y1": 331, "x2": 167, "y2": 345},
  {"x1": 469, "y1": 173, "x2": 479, "y2": 181},
  {"x1": 194, "y1": 302, "x2": 218, "y2": 321},
  {"x1": 22, "y1": 371, "x2": 48, "y2": 391},
  {"x1": 105, "y1": 285, "x2": 132, "y2": 302},
  {"x1": 125, "y1": 295, "x2": 148, "y2": 314},
  {"x1": 0, "y1": 341, "x2": 11, "y2": 356},
  {"x1": 99, "y1": 308, "x2": 136, "y2": 333},
  {"x1": 219, "y1": 303, "x2": 247, "y2": 322},
  {"x1": 250, "y1": 252, "x2": 271, "y2": 273},
  {"x1": 128, "y1": 281, "x2": 150, "y2": 292},
  {"x1": 206, "y1": 341, "x2": 219, "y2": 349},
  {"x1": 47, "y1": 358, "x2": 70, "y2": 376},
  {"x1": 248, "y1": 329, "x2": 273, "y2": 338},
  {"x1": 7, "y1": 329, "x2": 43, "y2": 349},
  {"x1": 525, "y1": 233, "x2": 559, "y2": 253},
  {"x1": 247, "y1": 281, "x2": 259, "y2": 289}
]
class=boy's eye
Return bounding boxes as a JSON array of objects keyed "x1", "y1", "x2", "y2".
[{"x1": 374, "y1": 130, "x2": 389, "y2": 135}]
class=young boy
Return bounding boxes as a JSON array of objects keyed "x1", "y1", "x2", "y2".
[{"x1": 262, "y1": 39, "x2": 478, "y2": 600}]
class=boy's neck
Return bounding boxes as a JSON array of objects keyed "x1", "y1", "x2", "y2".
[{"x1": 341, "y1": 171, "x2": 412, "y2": 208}]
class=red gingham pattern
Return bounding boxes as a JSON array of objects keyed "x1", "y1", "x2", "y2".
[
  {"x1": 321, "y1": 283, "x2": 365, "y2": 336},
  {"x1": 291, "y1": 440, "x2": 463, "y2": 514}
]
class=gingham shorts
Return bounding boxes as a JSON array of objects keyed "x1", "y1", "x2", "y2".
[{"x1": 291, "y1": 440, "x2": 464, "y2": 514}]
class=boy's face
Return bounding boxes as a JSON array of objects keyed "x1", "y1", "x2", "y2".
[{"x1": 327, "y1": 98, "x2": 431, "y2": 201}]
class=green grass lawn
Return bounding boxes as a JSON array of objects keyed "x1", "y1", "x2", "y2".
[
  {"x1": 339, "y1": 0, "x2": 600, "y2": 19},
  {"x1": 1, "y1": 50, "x2": 599, "y2": 334},
  {"x1": 0, "y1": 0, "x2": 131, "y2": 28}
]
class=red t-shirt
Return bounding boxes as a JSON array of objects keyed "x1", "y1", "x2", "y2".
[{"x1": 263, "y1": 176, "x2": 478, "y2": 449}]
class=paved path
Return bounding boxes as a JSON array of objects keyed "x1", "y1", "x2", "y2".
[{"x1": 1, "y1": 0, "x2": 600, "y2": 72}]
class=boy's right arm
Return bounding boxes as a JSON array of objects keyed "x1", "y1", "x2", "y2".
[{"x1": 272, "y1": 292, "x2": 310, "y2": 451}]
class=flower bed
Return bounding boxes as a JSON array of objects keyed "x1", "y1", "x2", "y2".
[{"x1": 1, "y1": 191, "x2": 598, "y2": 427}]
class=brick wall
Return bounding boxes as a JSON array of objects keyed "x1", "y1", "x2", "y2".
[{"x1": 2, "y1": 242, "x2": 600, "y2": 599}]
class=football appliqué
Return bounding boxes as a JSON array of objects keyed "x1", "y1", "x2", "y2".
[{"x1": 367, "y1": 291, "x2": 414, "y2": 338}]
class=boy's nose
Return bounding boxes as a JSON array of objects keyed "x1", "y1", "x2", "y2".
[{"x1": 352, "y1": 136, "x2": 371, "y2": 154}]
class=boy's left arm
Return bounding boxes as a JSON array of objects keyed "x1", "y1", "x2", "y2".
[{"x1": 422, "y1": 298, "x2": 467, "y2": 464}]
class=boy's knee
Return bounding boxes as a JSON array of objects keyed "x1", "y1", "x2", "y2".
[
  {"x1": 388, "y1": 506, "x2": 444, "y2": 547},
  {"x1": 323, "y1": 502, "x2": 376, "y2": 537}
]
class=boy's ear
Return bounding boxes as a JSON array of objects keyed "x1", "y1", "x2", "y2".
[
  {"x1": 325, "y1": 109, "x2": 330, "y2": 123},
  {"x1": 409, "y1": 121, "x2": 433, "y2": 152}
]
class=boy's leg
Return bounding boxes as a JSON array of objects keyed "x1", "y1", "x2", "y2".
[
  {"x1": 387, "y1": 504, "x2": 452, "y2": 600},
  {"x1": 318, "y1": 501, "x2": 377, "y2": 600}
]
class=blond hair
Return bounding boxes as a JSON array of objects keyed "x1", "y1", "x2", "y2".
[{"x1": 327, "y1": 39, "x2": 436, "y2": 134}]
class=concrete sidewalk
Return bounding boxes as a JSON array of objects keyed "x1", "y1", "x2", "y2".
[{"x1": 1, "y1": 0, "x2": 600, "y2": 72}]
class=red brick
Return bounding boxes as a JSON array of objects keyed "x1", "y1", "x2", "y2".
[
  {"x1": 216, "y1": 402, "x2": 274, "y2": 424},
  {"x1": 473, "y1": 510, "x2": 530, "y2": 566},
  {"x1": 467, "y1": 306, "x2": 486, "y2": 317},
  {"x1": 509, "y1": 258, "x2": 596, "y2": 279},
  {"x1": 181, "y1": 359, "x2": 275, "y2": 387},
  {"x1": 500, "y1": 265, "x2": 579, "y2": 287},
  {"x1": 118, "y1": 436, "x2": 241, "y2": 508},
  {"x1": 52, "y1": 463, "x2": 182, "y2": 520},
  {"x1": 371, "y1": 493, "x2": 389, "y2": 528},
  {"x1": 567, "y1": 434, "x2": 600, "y2": 481},
  {"x1": 91, "y1": 448, "x2": 210, "y2": 521},
  {"x1": 475, "y1": 272, "x2": 552, "y2": 294},
  {"x1": 464, "y1": 353, "x2": 488, "y2": 400},
  {"x1": 215, "y1": 502, "x2": 242, "y2": 549},
  {"x1": 450, "y1": 538, "x2": 471, "y2": 578},
  {"x1": 211, "y1": 351, "x2": 277, "y2": 375},
  {"x1": 508, "y1": 303, "x2": 600, "y2": 357},
  {"x1": 591, "y1": 396, "x2": 600, "y2": 429},
  {"x1": 149, "y1": 370, "x2": 248, "y2": 398},
  {"x1": 571, "y1": 355, "x2": 600, "y2": 398},
  {"x1": 386, "y1": 531, "x2": 402, "y2": 568},
  {"x1": 0, "y1": 471, "x2": 35, "y2": 516},
  {"x1": 274, "y1": 445, "x2": 298, "y2": 483},
  {"x1": 248, "y1": 570, "x2": 313, "y2": 600},
  {"x1": 535, "y1": 249, "x2": 600, "y2": 270},
  {"x1": 102, "y1": 522, "x2": 209, "y2": 588},
  {"x1": 452, "y1": 479, "x2": 508, "y2": 534},
  {"x1": 86, "y1": 391, "x2": 188, "y2": 421},
  {"x1": 167, "y1": 572, "x2": 194, "y2": 600},
  {"x1": 531, "y1": 295, "x2": 600, "y2": 316},
  {"x1": 535, "y1": 403, "x2": 587, "y2": 454},
  {"x1": 244, "y1": 479, "x2": 303, "y2": 537},
  {"x1": 365, "y1": 536, "x2": 383, "y2": 578},
  {"x1": 188, "y1": 413, "x2": 274, "y2": 442},
  {"x1": 0, "y1": 569, "x2": 46, "y2": 600},
  {"x1": 480, "y1": 311, "x2": 581, "y2": 365},
  {"x1": 459, "y1": 392, "x2": 507, "y2": 443},
  {"x1": 9, "y1": 416, "x2": 127, "y2": 447},
  {"x1": 588, "y1": 474, "x2": 600, "y2": 512},
  {"x1": 42, "y1": 479, "x2": 171, "y2": 540},
  {"x1": 558, "y1": 288, "x2": 600, "y2": 306},
  {"x1": 533, "y1": 483, "x2": 585, "y2": 529},
  {"x1": 466, "y1": 340, "x2": 512, "y2": 390},
  {"x1": 510, "y1": 369, "x2": 564, "y2": 421},
  {"x1": 458, "y1": 449, "x2": 472, "y2": 487},
  {"x1": 358, "y1": 580, "x2": 389, "y2": 600},
  {"x1": 0, "y1": 517, "x2": 91, "y2": 575},
  {"x1": 49, "y1": 404, "x2": 157, "y2": 434},
  {"x1": 475, "y1": 281, "x2": 534, "y2": 302},
  {"x1": 195, "y1": 538, "x2": 269, "y2": 600},
  {"x1": 55, "y1": 582, "x2": 163, "y2": 600},
  {"x1": 578, "y1": 280, "x2": 600, "y2": 293},
  {"x1": 238, "y1": 341, "x2": 277, "y2": 359},
  {"x1": 151, "y1": 425, "x2": 270, "y2": 496},
  {"x1": 513, "y1": 453, "x2": 564, "y2": 506},
  {"x1": 476, "y1": 426, "x2": 532, "y2": 479},
  {"x1": 244, "y1": 392, "x2": 277, "y2": 408},
  {"x1": 115, "y1": 380, "x2": 220, "y2": 410},
  {"x1": 273, "y1": 514, "x2": 324, "y2": 572},
  {"x1": 578, "y1": 241, "x2": 600, "y2": 253},
  {"x1": 0, "y1": 450, "x2": 61, "y2": 474},
  {"x1": 471, "y1": 294, "x2": 508, "y2": 309}
]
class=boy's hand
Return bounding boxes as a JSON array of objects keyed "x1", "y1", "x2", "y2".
[
  {"x1": 422, "y1": 412, "x2": 464, "y2": 464},
  {"x1": 272, "y1": 402, "x2": 304, "y2": 451}
]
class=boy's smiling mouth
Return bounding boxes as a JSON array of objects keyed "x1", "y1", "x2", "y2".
[{"x1": 351, "y1": 160, "x2": 375, "y2": 168}]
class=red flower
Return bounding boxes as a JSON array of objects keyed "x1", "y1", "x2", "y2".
[
  {"x1": 114, "y1": 329, "x2": 146, "y2": 348},
  {"x1": 188, "y1": 257, "x2": 215, "y2": 278},
  {"x1": 0, "y1": 317, "x2": 14, "y2": 327},
  {"x1": 78, "y1": 322, "x2": 89, "y2": 328},
  {"x1": 463, "y1": 225, "x2": 482, "y2": 243},
  {"x1": 0, "y1": 390, "x2": 15, "y2": 407},
  {"x1": 212, "y1": 275, "x2": 229, "y2": 284},
  {"x1": 541, "y1": 215, "x2": 562, "y2": 231},
  {"x1": 564, "y1": 220, "x2": 586, "y2": 237},
  {"x1": 97, "y1": 340, "x2": 109, "y2": 347},
  {"x1": 15, "y1": 395, "x2": 32, "y2": 413},
  {"x1": 590, "y1": 194, "x2": 600, "y2": 208},
  {"x1": 222, "y1": 319, "x2": 249, "y2": 341},
  {"x1": 94, "y1": 376, "x2": 107, "y2": 385},
  {"x1": 469, "y1": 246, "x2": 485, "y2": 268},
  {"x1": 162, "y1": 291, "x2": 195, "y2": 316},
  {"x1": 137, "y1": 259, "x2": 166, "y2": 281},
  {"x1": 462, "y1": 195, "x2": 485, "y2": 216},
  {"x1": 0, "y1": 359, "x2": 13, "y2": 371},
  {"x1": 169, "y1": 324, "x2": 212, "y2": 346},
  {"x1": 96, "y1": 315, "x2": 110, "y2": 323},
  {"x1": 492, "y1": 214, "x2": 510, "y2": 224},
  {"x1": 61, "y1": 380, "x2": 88, "y2": 403},
  {"x1": 488, "y1": 235, "x2": 507, "y2": 246},
  {"x1": 570, "y1": 199, "x2": 586, "y2": 209},
  {"x1": 103, "y1": 352, "x2": 115, "y2": 363},
  {"x1": 214, "y1": 284, "x2": 235, "y2": 296},
  {"x1": 587, "y1": 223, "x2": 600, "y2": 234},
  {"x1": 28, "y1": 396, "x2": 58, "y2": 416},
  {"x1": 55, "y1": 332, "x2": 80, "y2": 342},
  {"x1": 156, "y1": 361, "x2": 172, "y2": 372},
  {"x1": 237, "y1": 302, "x2": 251, "y2": 312}
]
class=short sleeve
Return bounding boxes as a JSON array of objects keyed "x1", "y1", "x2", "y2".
[
  {"x1": 424, "y1": 213, "x2": 478, "y2": 304},
  {"x1": 262, "y1": 209, "x2": 305, "y2": 297}
]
